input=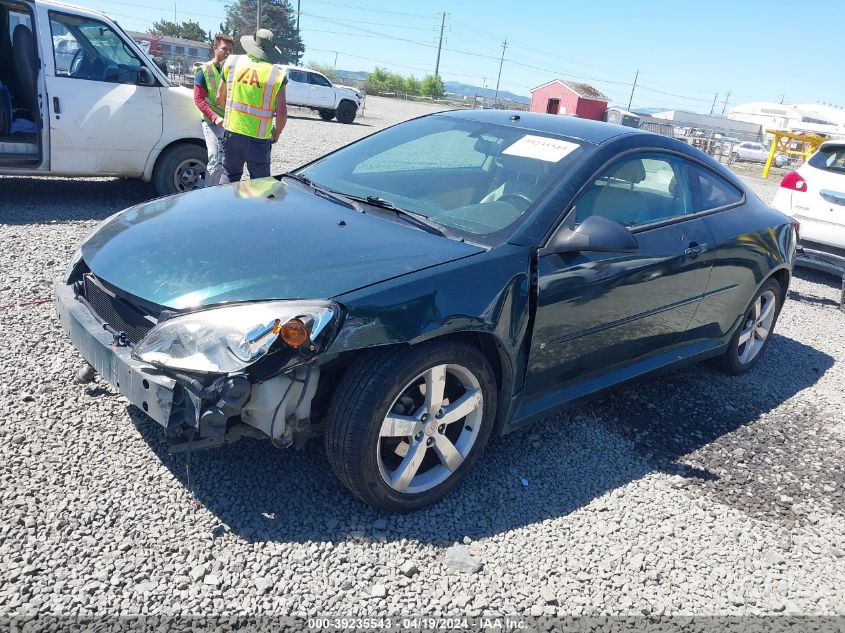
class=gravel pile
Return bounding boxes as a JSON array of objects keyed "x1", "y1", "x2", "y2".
[{"x1": 1, "y1": 97, "x2": 843, "y2": 620}]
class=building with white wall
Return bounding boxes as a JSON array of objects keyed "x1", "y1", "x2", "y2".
[{"x1": 728, "y1": 102, "x2": 845, "y2": 138}]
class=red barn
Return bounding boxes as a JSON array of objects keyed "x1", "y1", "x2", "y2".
[{"x1": 529, "y1": 80, "x2": 608, "y2": 121}]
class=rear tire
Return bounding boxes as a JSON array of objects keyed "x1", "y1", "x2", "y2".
[
  {"x1": 324, "y1": 341, "x2": 496, "y2": 512},
  {"x1": 719, "y1": 277, "x2": 783, "y2": 375},
  {"x1": 318, "y1": 109, "x2": 336, "y2": 121},
  {"x1": 335, "y1": 100, "x2": 357, "y2": 124},
  {"x1": 730, "y1": 152, "x2": 739, "y2": 164},
  {"x1": 152, "y1": 143, "x2": 207, "y2": 196}
]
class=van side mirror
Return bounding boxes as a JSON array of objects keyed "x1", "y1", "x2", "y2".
[
  {"x1": 541, "y1": 212, "x2": 638, "y2": 256},
  {"x1": 138, "y1": 67, "x2": 157, "y2": 87}
]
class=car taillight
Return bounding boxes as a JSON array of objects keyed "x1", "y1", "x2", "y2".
[{"x1": 780, "y1": 171, "x2": 807, "y2": 192}]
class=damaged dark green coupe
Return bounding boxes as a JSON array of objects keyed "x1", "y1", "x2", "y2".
[{"x1": 56, "y1": 110, "x2": 797, "y2": 512}]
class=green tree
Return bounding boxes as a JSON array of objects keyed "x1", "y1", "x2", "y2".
[
  {"x1": 404, "y1": 75, "x2": 421, "y2": 95},
  {"x1": 421, "y1": 74, "x2": 445, "y2": 99},
  {"x1": 364, "y1": 67, "x2": 391, "y2": 94},
  {"x1": 150, "y1": 19, "x2": 210, "y2": 43},
  {"x1": 220, "y1": 0, "x2": 303, "y2": 64},
  {"x1": 385, "y1": 72, "x2": 405, "y2": 95}
]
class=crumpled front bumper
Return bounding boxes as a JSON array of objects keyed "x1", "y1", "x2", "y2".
[{"x1": 54, "y1": 282, "x2": 198, "y2": 429}]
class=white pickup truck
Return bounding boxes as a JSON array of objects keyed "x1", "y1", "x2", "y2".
[
  {"x1": 0, "y1": 0, "x2": 207, "y2": 195},
  {"x1": 278, "y1": 65, "x2": 364, "y2": 124}
]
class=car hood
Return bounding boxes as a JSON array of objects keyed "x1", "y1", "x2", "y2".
[{"x1": 81, "y1": 178, "x2": 484, "y2": 309}]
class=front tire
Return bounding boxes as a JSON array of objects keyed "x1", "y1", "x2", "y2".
[
  {"x1": 719, "y1": 277, "x2": 783, "y2": 375},
  {"x1": 730, "y1": 152, "x2": 740, "y2": 164},
  {"x1": 335, "y1": 100, "x2": 357, "y2": 124},
  {"x1": 318, "y1": 109, "x2": 336, "y2": 121},
  {"x1": 152, "y1": 143, "x2": 207, "y2": 196},
  {"x1": 324, "y1": 341, "x2": 497, "y2": 512}
]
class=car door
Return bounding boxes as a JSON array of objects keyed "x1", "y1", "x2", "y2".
[
  {"x1": 284, "y1": 69, "x2": 309, "y2": 106},
  {"x1": 524, "y1": 152, "x2": 715, "y2": 403},
  {"x1": 307, "y1": 72, "x2": 335, "y2": 109},
  {"x1": 43, "y1": 10, "x2": 163, "y2": 176}
]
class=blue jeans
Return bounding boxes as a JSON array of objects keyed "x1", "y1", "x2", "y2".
[
  {"x1": 201, "y1": 120, "x2": 224, "y2": 186},
  {"x1": 220, "y1": 131, "x2": 272, "y2": 183}
]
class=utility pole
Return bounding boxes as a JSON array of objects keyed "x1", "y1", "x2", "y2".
[
  {"x1": 627, "y1": 69, "x2": 638, "y2": 111},
  {"x1": 709, "y1": 92, "x2": 719, "y2": 116},
  {"x1": 256, "y1": 0, "x2": 261, "y2": 30},
  {"x1": 297, "y1": 0, "x2": 301, "y2": 30},
  {"x1": 173, "y1": 1, "x2": 176, "y2": 23},
  {"x1": 333, "y1": 51, "x2": 338, "y2": 70},
  {"x1": 721, "y1": 90, "x2": 731, "y2": 116},
  {"x1": 434, "y1": 12, "x2": 447, "y2": 78},
  {"x1": 493, "y1": 38, "x2": 507, "y2": 103}
]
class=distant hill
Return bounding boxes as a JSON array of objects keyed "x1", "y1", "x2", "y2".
[
  {"x1": 444, "y1": 81, "x2": 529, "y2": 104},
  {"x1": 335, "y1": 69, "x2": 368, "y2": 81},
  {"x1": 333, "y1": 70, "x2": 530, "y2": 104},
  {"x1": 631, "y1": 107, "x2": 668, "y2": 115}
]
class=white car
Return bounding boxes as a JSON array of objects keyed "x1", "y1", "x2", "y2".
[
  {"x1": 277, "y1": 65, "x2": 364, "y2": 123},
  {"x1": 772, "y1": 140, "x2": 845, "y2": 274},
  {"x1": 0, "y1": 0, "x2": 207, "y2": 195},
  {"x1": 730, "y1": 142, "x2": 769, "y2": 163}
]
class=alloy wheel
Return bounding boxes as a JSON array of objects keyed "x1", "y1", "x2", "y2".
[
  {"x1": 377, "y1": 363, "x2": 483, "y2": 495},
  {"x1": 737, "y1": 290, "x2": 776, "y2": 364}
]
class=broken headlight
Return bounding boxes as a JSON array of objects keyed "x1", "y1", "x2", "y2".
[{"x1": 132, "y1": 300, "x2": 340, "y2": 374}]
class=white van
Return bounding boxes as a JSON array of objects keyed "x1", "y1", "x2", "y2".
[{"x1": 0, "y1": 0, "x2": 207, "y2": 195}]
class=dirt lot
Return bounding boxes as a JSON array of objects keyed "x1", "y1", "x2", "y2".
[{"x1": 0, "y1": 97, "x2": 843, "y2": 622}]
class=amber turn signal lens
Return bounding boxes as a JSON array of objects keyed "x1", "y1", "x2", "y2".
[{"x1": 280, "y1": 318, "x2": 309, "y2": 348}]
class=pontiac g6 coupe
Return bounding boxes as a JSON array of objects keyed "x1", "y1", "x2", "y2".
[{"x1": 56, "y1": 111, "x2": 797, "y2": 512}]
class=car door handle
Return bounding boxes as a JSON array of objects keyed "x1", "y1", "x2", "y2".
[
  {"x1": 53, "y1": 96, "x2": 61, "y2": 116},
  {"x1": 685, "y1": 242, "x2": 709, "y2": 258}
]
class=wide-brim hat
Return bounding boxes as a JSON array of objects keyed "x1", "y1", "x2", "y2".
[{"x1": 240, "y1": 29, "x2": 282, "y2": 64}]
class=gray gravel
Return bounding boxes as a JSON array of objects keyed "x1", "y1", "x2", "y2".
[{"x1": 1, "y1": 97, "x2": 843, "y2": 619}]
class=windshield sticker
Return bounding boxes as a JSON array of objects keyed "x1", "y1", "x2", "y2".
[{"x1": 503, "y1": 135, "x2": 580, "y2": 162}]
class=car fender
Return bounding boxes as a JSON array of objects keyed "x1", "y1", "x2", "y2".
[
  {"x1": 325, "y1": 244, "x2": 532, "y2": 400},
  {"x1": 142, "y1": 86, "x2": 205, "y2": 181}
]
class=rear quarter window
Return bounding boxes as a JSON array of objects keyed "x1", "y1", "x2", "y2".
[
  {"x1": 809, "y1": 146, "x2": 845, "y2": 174},
  {"x1": 687, "y1": 162, "x2": 743, "y2": 212}
]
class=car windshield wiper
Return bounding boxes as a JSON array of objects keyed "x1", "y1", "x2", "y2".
[
  {"x1": 281, "y1": 173, "x2": 360, "y2": 211},
  {"x1": 347, "y1": 194, "x2": 448, "y2": 237}
]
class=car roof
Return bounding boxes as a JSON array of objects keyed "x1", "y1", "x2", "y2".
[{"x1": 432, "y1": 109, "x2": 643, "y2": 145}]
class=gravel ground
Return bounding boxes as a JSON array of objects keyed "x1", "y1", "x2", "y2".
[{"x1": 1, "y1": 97, "x2": 843, "y2": 621}]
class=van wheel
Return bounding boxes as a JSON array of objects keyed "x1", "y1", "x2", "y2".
[
  {"x1": 324, "y1": 341, "x2": 496, "y2": 512},
  {"x1": 318, "y1": 109, "x2": 336, "y2": 121},
  {"x1": 336, "y1": 100, "x2": 357, "y2": 124},
  {"x1": 153, "y1": 143, "x2": 207, "y2": 196}
]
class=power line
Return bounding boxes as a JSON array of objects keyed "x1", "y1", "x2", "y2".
[{"x1": 298, "y1": 11, "x2": 438, "y2": 31}]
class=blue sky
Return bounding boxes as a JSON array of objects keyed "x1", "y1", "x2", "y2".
[{"x1": 72, "y1": 0, "x2": 841, "y2": 111}]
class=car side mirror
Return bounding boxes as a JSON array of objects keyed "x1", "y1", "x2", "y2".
[
  {"x1": 541, "y1": 212, "x2": 638, "y2": 255},
  {"x1": 138, "y1": 67, "x2": 157, "y2": 87}
]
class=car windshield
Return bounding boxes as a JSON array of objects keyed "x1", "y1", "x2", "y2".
[{"x1": 297, "y1": 115, "x2": 583, "y2": 239}]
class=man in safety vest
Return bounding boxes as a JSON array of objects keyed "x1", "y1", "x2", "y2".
[
  {"x1": 193, "y1": 34, "x2": 233, "y2": 186},
  {"x1": 216, "y1": 29, "x2": 287, "y2": 183}
]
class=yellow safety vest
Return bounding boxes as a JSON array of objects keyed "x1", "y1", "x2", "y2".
[
  {"x1": 201, "y1": 61, "x2": 225, "y2": 122},
  {"x1": 222, "y1": 55, "x2": 286, "y2": 140}
]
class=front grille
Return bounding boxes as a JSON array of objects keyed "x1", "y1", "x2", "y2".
[{"x1": 82, "y1": 274, "x2": 155, "y2": 345}]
